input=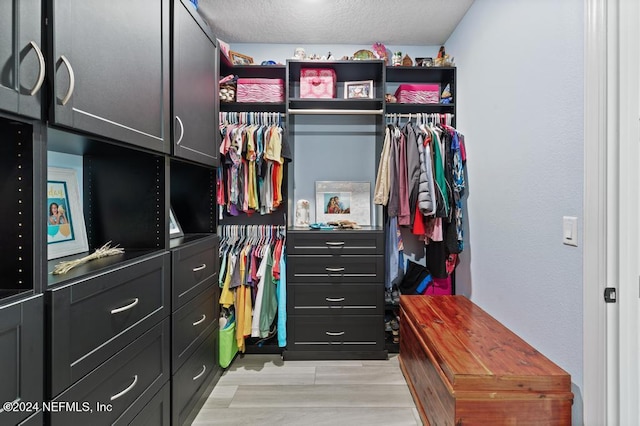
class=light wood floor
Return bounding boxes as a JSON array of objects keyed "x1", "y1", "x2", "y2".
[{"x1": 192, "y1": 354, "x2": 422, "y2": 426}]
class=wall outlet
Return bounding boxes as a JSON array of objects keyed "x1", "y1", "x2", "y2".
[{"x1": 563, "y1": 216, "x2": 578, "y2": 246}]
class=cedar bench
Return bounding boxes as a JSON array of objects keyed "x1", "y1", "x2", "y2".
[{"x1": 399, "y1": 295, "x2": 573, "y2": 425}]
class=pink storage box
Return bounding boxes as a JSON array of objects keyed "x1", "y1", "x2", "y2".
[
  {"x1": 300, "y1": 68, "x2": 336, "y2": 98},
  {"x1": 395, "y1": 83, "x2": 440, "y2": 104},
  {"x1": 236, "y1": 78, "x2": 284, "y2": 103}
]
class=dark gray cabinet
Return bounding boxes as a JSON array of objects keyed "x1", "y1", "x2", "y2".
[
  {"x1": 48, "y1": 0, "x2": 170, "y2": 153},
  {"x1": 0, "y1": 295, "x2": 43, "y2": 426},
  {"x1": 0, "y1": 0, "x2": 44, "y2": 119},
  {"x1": 172, "y1": 0, "x2": 219, "y2": 166}
]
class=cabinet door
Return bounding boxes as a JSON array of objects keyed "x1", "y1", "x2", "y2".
[
  {"x1": 0, "y1": 0, "x2": 44, "y2": 119},
  {"x1": 50, "y1": 0, "x2": 170, "y2": 153},
  {"x1": 173, "y1": 0, "x2": 218, "y2": 166},
  {"x1": 0, "y1": 295, "x2": 43, "y2": 426}
]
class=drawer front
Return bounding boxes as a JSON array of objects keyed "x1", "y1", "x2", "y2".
[
  {"x1": 288, "y1": 315, "x2": 384, "y2": 350},
  {"x1": 129, "y1": 382, "x2": 170, "y2": 426},
  {"x1": 49, "y1": 252, "x2": 170, "y2": 397},
  {"x1": 287, "y1": 231, "x2": 383, "y2": 255},
  {"x1": 172, "y1": 284, "x2": 219, "y2": 373},
  {"x1": 50, "y1": 319, "x2": 170, "y2": 426},
  {"x1": 172, "y1": 235, "x2": 219, "y2": 310},
  {"x1": 0, "y1": 295, "x2": 43, "y2": 426},
  {"x1": 288, "y1": 255, "x2": 383, "y2": 283},
  {"x1": 288, "y1": 283, "x2": 383, "y2": 315},
  {"x1": 172, "y1": 327, "x2": 221, "y2": 425}
]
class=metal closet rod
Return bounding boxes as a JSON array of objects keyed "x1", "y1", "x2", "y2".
[{"x1": 288, "y1": 109, "x2": 384, "y2": 115}]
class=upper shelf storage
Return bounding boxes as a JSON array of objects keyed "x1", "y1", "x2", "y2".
[{"x1": 385, "y1": 66, "x2": 456, "y2": 116}]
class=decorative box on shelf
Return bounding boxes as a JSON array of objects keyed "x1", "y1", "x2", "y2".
[
  {"x1": 300, "y1": 68, "x2": 337, "y2": 99},
  {"x1": 236, "y1": 78, "x2": 284, "y2": 103},
  {"x1": 394, "y1": 83, "x2": 440, "y2": 104}
]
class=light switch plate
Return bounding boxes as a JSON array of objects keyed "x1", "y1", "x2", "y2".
[{"x1": 563, "y1": 216, "x2": 578, "y2": 246}]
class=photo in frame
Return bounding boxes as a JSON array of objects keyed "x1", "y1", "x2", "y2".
[
  {"x1": 315, "y1": 181, "x2": 371, "y2": 225},
  {"x1": 47, "y1": 167, "x2": 88, "y2": 260},
  {"x1": 169, "y1": 207, "x2": 184, "y2": 239},
  {"x1": 344, "y1": 80, "x2": 374, "y2": 99},
  {"x1": 229, "y1": 51, "x2": 254, "y2": 65}
]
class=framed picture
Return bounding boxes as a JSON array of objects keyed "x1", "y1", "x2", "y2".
[
  {"x1": 315, "y1": 181, "x2": 371, "y2": 225},
  {"x1": 344, "y1": 80, "x2": 374, "y2": 99},
  {"x1": 169, "y1": 207, "x2": 184, "y2": 239},
  {"x1": 416, "y1": 57, "x2": 434, "y2": 67},
  {"x1": 229, "y1": 51, "x2": 254, "y2": 65},
  {"x1": 47, "y1": 167, "x2": 88, "y2": 260}
]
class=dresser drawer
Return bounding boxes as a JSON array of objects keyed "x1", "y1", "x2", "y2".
[
  {"x1": 287, "y1": 230, "x2": 383, "y2": 255},
  {"x1": 172, "y1": 327, "x2": 221, "y2": 425},
  {"x1": 48, "y1": 252, "x2": 170, "y2": 397},
  {"x1": 287, "y1": 255, "x2": 383, "y2": 283},
  {"x1": 288, "y1": 283, "x2": 383, "y2": 315},
  {"x1": 172, "y1": 284, "x2": 219, "y2": 373},
  {"x1": 172, "y1": 235, "x2": 219, "y2": 310},
  {"x1": 288, "y1": 315, "x2": 384, "y2": 351},
  {"x1": 129, "y1": 382, "x2": 170, "y2": 426},
  {"x1": 50, "y1": 319, "x2": 170, "y2": 426}
]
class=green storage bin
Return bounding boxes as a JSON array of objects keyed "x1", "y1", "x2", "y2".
[{"x1": 219, "y1": 321, "x2": 238, "y2": 368}]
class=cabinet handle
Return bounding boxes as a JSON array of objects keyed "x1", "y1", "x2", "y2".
[
  {"x1": 192, "y1": 263, "x2": 207, "y2": 272},
  {"x1": 110, "y1": 375, "x2": 138, "y2": 401},
  {"x1": 192, "y1": 314, "x2": 206, "y2": 326},
  {"x1": 175, "y1": 116, "x2": 185, "y2": 145},
  {"x1": 59, "y1": 55, "x2": 75, "y2": 106},
  {"x1": 325, "y1": 241, "x2": 345, "y2": 247},
  {"x1": 110, "y1": 298, "x2": 139, "y2": 314},
  {"x1": 325, "y1": 331, "x2": 345, "y2": 336},
  {"x1": 192, "y1": 365, "x2": 207, "y2": 381},
  {"x1": 325, "y1": 267, "x2": 345, "y2": 272},
  {"x1": 325, "y1": 297, "x2": 345, "y2": 302},
  {"x1": 29, "y1": 41, "x2": 45, "y2": 96}
]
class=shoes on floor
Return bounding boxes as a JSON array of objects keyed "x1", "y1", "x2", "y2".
[{"x1": 391, "y1": 285, "x2": 400, "y2": 305}]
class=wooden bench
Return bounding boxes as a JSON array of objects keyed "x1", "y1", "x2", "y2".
[{"x1": 399, "y1": 295, "x2": 573, "y2": 425}]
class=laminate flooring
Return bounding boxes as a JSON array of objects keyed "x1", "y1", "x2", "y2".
[{"x1": 192, "y1": 354, "x2": 422, "y2": 426}]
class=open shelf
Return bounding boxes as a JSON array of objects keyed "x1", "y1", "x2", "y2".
[{"x1": 220, "y1": 102, "x2": 286, "y2": 113}]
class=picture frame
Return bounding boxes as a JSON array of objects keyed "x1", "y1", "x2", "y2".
[
  {"x1": 229, "y1": 51, "x2": 254, "y2": 65},
  {"x1": 416, "y1": 57, "x2": 434, "y2": 67},
  {"x1": 315, "y1": 181, "x2": 371, "y2": 225},
  {"x1": 344, "y1": 80, "x2": 374, "y2": 99},
  {"x1": 169, "y1": 207, "x2": 184, "y2": 239},
  {"x1": 47, "y1": 167, "x2": 89, "y2": 260}
]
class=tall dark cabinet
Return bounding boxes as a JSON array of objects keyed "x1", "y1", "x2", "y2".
[{"x1": 0, "y1": 0, "x2": 44, "y2": 120}]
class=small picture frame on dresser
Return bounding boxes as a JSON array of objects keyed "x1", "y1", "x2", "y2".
[
  {"x1": 344, "y1": 80, "x2": 374, "y2": 99},
  {"x1": 47, "y1": 167, "x2": 89, "y2": 260},
  {"x1": 169, "y1": 207, "x2": 184, "y2": 239},
  {"x1": 315, "y1": 181, "x2": 371, "y2": 226}
]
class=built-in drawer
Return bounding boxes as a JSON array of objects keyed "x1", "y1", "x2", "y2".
[
  {"x1": 172, "y1": 284, "x2": 219, "y2": 373},
  {"x1": 129, "y1": 382, "x2": 170, "y2": 426},
  {"x1": 0, "y1": 295, "x2": 43, "y2": 426},
  {"x1": 288, "y1": 315, "x2": 384, "y2": 351},
  {"x1": 48, "y1": 252, "x2": 170, "y2": 397},
  {"x1": 287, "y1": 255, "x2": 384, "y2": 283},
  {"x1": 50, "y1": 318, "x2": 170, "y2": 426},
  {"x1": 288, "y1": 283, "x2": 383, "y2": 315},
  {"x1": 287, "y1": 230, "x2": 384, "y2": 256},
  {"x1": 172, "y1": 235, "x2": 219, "y2": 310},
  {"x1": 172, "y1": 327, "x2": 221, "y2": 425}
]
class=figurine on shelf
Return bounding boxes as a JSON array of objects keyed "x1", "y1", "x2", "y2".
[
  {"x1": 434, "y1": 45, "x2": 454, "y2": 67},
  {"x1": 327, "y1": 52, "x2": 334, "y2": 60},
  {"x1": 402, "y1": 54, "x2": 413, "y2": 67},
  {"x1": 441, "y1": 83, "x2": 452, "y2": 104},
  {"x1": 294, "y1": 47, "x2": 306, "y2": 60},
  {"x1": 385, "y1": 93, "x2": 397, "y2": 103},
  {"x1": 372, "y1": 42, "x2": 388, "y2": 64},
  {"x1": 295, "y1": 199, "x2": 311, "y2": 227},
  {"x1": 392, "y1": 51, "x2": 402, "y2": 66}
]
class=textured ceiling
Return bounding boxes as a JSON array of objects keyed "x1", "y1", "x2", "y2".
[{"x1": 198, "y1": 0, "x2": 475, "y2": 45}]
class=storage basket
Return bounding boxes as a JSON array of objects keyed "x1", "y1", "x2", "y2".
[
  {"x1": 236, "y1": 78, "x2": 284, "y2": 103},
  {"x1": 300, "y1": 68, "x2": 337, "y2": 99},
  {"x1": 219, "y1": 320, "x2": 238, "y2": 368},
  {"x1": 394, "y1": 83, "x2": 440, "y2": 104},
  {"x1": 219, "y1": 82, "x2": 236, "y2": 103}
]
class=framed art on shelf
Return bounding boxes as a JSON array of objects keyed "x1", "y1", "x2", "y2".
[
  {"x1": 169, "y1": 207, "x2": 184, "y2": 239},
  {"x1": 47, "y1": 167, "x2": 88, "y2": 260},
  {"x1": 315, "y1": 181, "x2": 371, "y2": 225},
  {"x1": 344, "y1": 80, "x2": 374, "y2": 99},
  {"x1": 229, "y1": 51, "x2": 254, "y2": 65}
]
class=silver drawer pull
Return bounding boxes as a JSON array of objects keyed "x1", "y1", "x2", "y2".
[
  {"x1": 325, "y1": 297, "x2": 345, "y2": 302},
  {"x1": 325, "y1": 331, "x2": 345, "y2": 336},
  {"x1": 325, "y1": 241, "x2": 345, "y2": 247},
  {"x1": 59, "y1": 55, "x2": 75, "y2": 106},
  {"x1": 192, "y1": 263, "x2": 207, "y2": 272},
  {"x1": 175, "y1": 115, "x2": 185, "y2": 145},
  {"x1": 110, "y1": 298, "x2": 139, "y2": 314},
  {"x1": 29, "y1": 41, "x2": 46, "y2": 96},
  {"x1": 193, "y1": 365, "x2": 207, "y2": 381},
  {"x1": 110, "y1": 375, "x2": 138, "y2": 401},
  {"x1": 325, "y1": 267, "x2": 345, "y2": 272},
  {"x1": 192, "y1": 314, "x2": 206, "y2": 326}
]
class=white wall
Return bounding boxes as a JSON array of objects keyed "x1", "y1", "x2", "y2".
[{"x1": 445, "y1": 0, "x2": 584, "y2": 423}]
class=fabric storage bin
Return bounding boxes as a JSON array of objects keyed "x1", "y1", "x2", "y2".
[
  {"x1": 394, "y1": 83, "x2": 440, "y2": 104},
  {"x1": 219, "y1": 320, "x2": 238, "y2": 368},
  {"x1": 300, "y1": 68, "x2": 337, "y2": 98},
  {"x1": 236, "y1": 78, "x2": 284, "y2": 103},
  {"x1": 219, "y1": 82, "x2": 236, "y2": 103}
]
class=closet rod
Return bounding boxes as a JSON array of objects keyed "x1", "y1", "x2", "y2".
[
  {"x1": 384, "y1": 113, "x2": 455, "y2": 118},
  {"x1": 289, "y1": 109, "x2": 384, "y2": 116}
]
